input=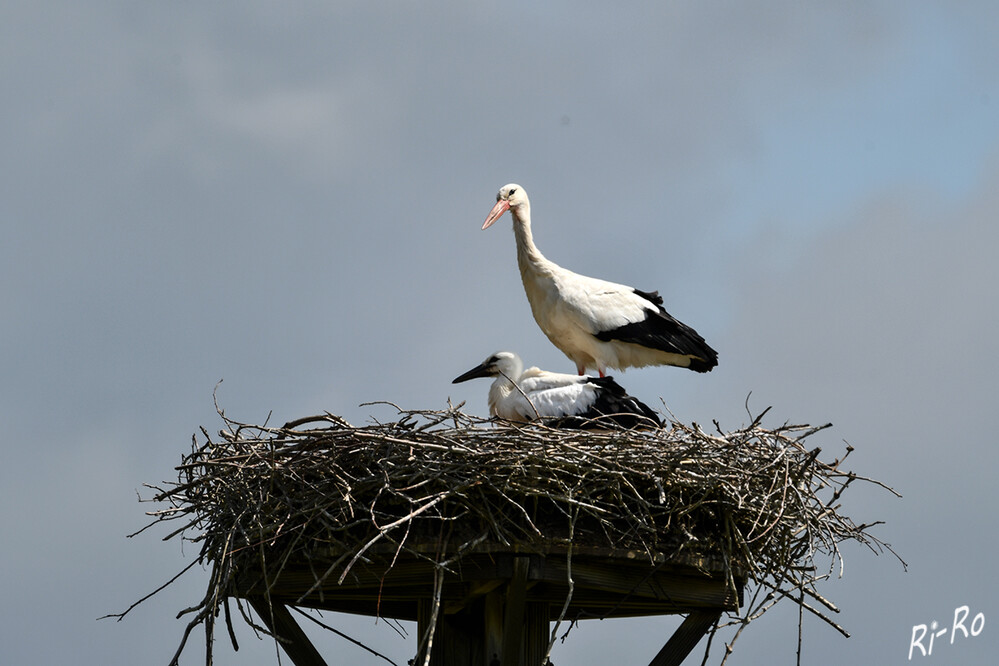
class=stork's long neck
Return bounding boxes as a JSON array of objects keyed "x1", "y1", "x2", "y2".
[
  {"x1": 510, "y1": 205, "x2": 554, "y2": 279},
  {"x1": 487, "y1": 375, "x2": 517, "y2": 417}
]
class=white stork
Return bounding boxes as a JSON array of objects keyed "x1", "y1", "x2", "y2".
[
  {"x1": 482, "y1": 184, "x2": 718, "y2": 377},
  {"x1": 452, "y1": 351, "x2": 661, "y2": 429}
]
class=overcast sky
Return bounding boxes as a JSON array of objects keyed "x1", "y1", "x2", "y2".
[{"x1": 3, "y1": 2, "x2": 998, "y2": 664}]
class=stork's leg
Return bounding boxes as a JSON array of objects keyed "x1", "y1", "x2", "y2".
[
  {"x1": 576, "y1": 363, "x2": 585, "y2": 376},
  {"x1": 598, "y1": 365, "x2": 606, "y2": 378}
]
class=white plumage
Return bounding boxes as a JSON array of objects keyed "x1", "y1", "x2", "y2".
[
  {"x1": 452, "y1": 351, "x2": 660, "y2": 428},
  {"x1": 482, "y1": 184, "x2": 718, "y2": 377}
]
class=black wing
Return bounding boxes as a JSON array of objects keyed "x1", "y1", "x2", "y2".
[
  {"x1": 594, "y1": 289, "x2": 718, "y2": 372},
  {"x1": 550, "y1": 376, "x2": 661, "y2": 429}
]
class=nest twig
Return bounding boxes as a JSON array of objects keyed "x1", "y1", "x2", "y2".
[{"x1": 109, "y1": 401, "x2": 904, "y2": 665}]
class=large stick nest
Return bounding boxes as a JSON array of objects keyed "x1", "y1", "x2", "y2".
[{"x1": 122, "y1": 403, "x2": 903, "y2": 664}]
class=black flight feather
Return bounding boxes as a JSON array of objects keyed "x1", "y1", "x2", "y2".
[
  {"x1": 593, "y1": 289, "x2": 719, "y2": 372},
  {"x1": 549, "y1": 376, "x2": 661, "y2": 430}
]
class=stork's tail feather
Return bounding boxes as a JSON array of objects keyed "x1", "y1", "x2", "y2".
[{"x1": 687, "y1": 352, "x2": 718, "y2": 373}]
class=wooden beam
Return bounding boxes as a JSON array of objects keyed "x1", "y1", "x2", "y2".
[
  {"x1": 524, "y1": 601, "x2": 551, "y2": 666},
  {"x1": 500, "y1": 556, "x2": 530, "y2": 666},
  {"x1": 647, "y1": 610, "x2": 721, "y2": 666},
  {"x1": 484, "y1": 588, "x2": 503, "y2": 665},
  {"x1": 248, "y1": 597, "x2": 330, "y2": 666},
  {"x1": 543, "y1": 559, "x2": 737, "y2": 609},
  {"x1": 445, "y1": 578, "x2": 506, "y2": 615}
]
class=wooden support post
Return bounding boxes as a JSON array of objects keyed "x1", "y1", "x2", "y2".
[
  {"x1": 485, "y1": 562, "x2": 549, "y2": 666},
  {"x1": 647, "y1": 610, "x2": 721, "y2": 666},
  {"x1": 524, "y1": 601, "x2": 551, "y2": 666},
  {"x1": 484, "y1": 588, "x2": 504, "y2": 665},
  {"x1": 501, "y1": 556, "x2": 530, "y2": 666},
  {"x1": 247, "y1": 597, "x2": 330, "y2": 666},
  {"x1": 416, "y1": 598, "x2": 445, "y2": 666}
]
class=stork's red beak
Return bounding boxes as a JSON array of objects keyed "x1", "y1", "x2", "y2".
[{"x1": 481, "y1": 199, "x2": 510, "y2": 230}]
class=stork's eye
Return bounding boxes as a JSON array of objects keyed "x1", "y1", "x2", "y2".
[{"x1": 508, "y1": 187, "x2": 517, "y2": 196}]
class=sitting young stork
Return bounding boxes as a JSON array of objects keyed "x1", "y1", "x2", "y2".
[
  {"x1": 452, "y1": 351, "x2": 661, "y2": 429},
  {"x1": 482, "y1": 184, "x2": 718, "y2": 377}
]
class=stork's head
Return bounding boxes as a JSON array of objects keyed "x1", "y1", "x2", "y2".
[
  {"x1": 452, "y1": 351, "x2": 523, "y2": 383},
  {"x1": 482, "y1": 184, "x2": 529, "y2": 229}
]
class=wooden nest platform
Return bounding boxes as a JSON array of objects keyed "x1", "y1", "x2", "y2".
[{"x1": 124, "y1": 404, "x2": 901, "y2": 666}]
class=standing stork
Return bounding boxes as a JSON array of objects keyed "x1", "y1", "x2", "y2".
[
  {"x1": 482, "y1": 184, "x2": 718, "y2": 377},
  {"x1": 452, "y1": 351, "x2": 661, "y2": 429}
]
